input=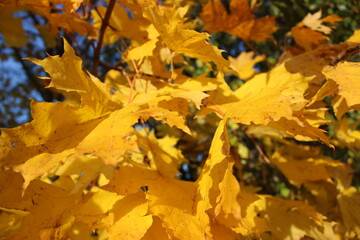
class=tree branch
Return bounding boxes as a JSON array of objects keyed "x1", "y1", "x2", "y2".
[
  {"x1": 92, "y1": 0, "x2": 116, "y2": 76},
  {"x1": 12, "y1": 48, "x2": 55, "y2": 102}
]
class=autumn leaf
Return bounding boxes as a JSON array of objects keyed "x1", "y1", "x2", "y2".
[
  {"x1": 201, "y1": 0, "x2": 277, "y2": 42},
  {"x1": 141, "y1": 0, "x2": 230, "y2": 71},
  {"x1": 291, "y1": 10, "x2": 342, "y2": 51},
  {"x1": 1, "y1": 1, "x2": 360, "y2": 240}
]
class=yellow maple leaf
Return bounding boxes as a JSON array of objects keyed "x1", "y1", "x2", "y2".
[
  {"x1": 71, "y1": 188, "x2": 122, "y2": 227},
  {"x1": 92, "y1": 2, "x2": 150, "y2": 46},
  {"x1": 136, "y1": 131, "x2": 182, "y2": 177},
  {"x1": 230, "y1": 51, "x2": 265, "y2": 80},
  {"x1": 13, "y1": 149, "x2": 74, "y2": 192},
  {"x1": 334, "y1": 117, "x2": 360, "y2": 149},
  {"x1": 28, "y1": 38, "x2": 119, "y2": 114},
  {"x1": 271, "y1": 145, "x2": 353, "y2": 187},
  {"x1": 141, "y1": 1, "x2": 230, "y2": 71},
  {"x1": 1, "y1": 101, "x2": 106, "y2": 167},
  {"x1": 323, "y1": 61, "x2": 360, "y2": 110},
  {"x1": 337, "y1": 187, "x2": 360, "y2": 237},
  {"x1": 101, "y1": 192, "x2": 153, "y2": 239},
  {"x1": 195, "y1": 119, "x2": 241, "y2": 238},
  {"x1": 0, "y1": 170, "x2": 81, "y2": 239},
  {"x1": 202, "y1": 64, "x2": 331, "y2": 145},
  {"x1": 141, "y1": 216, "x2": 171, "y2": 240}
]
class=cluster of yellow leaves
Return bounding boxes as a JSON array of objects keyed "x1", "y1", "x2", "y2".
[
  {"x1": 0, "y1": 0, "x2": 95, "y2": 47},
  {"x1": 1, "y1": 0, "x2": 360, "y2": 239}
]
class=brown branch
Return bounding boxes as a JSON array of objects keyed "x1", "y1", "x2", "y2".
[
  {"x1": 99, "y1": 61, "x2": 168, "y2": 82},
  {"x1": 92, "y1": 0, "x2": 116, "y2": 76},
  {"x1": 244, "y1": 131, "x2": 270, "y2": 164},
  {"x1": 12, "y1": 48, "x2": 54, "y2": 102}
]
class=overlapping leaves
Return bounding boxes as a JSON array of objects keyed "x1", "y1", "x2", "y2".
[{"x1": 1, "y1": 0, "x2": 360, "y2": 239}]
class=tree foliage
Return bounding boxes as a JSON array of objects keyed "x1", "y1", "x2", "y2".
[{"x1": 1, "y1": 0, "x2": 360, "y2": 239}]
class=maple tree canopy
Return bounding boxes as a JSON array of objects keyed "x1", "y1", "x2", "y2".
[{"x1": 0, "y1": 0, "x2": 360, "y2": 239}]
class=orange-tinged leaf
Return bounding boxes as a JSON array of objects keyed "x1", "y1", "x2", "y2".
[
  {"x1": 0, "y1": 8, "x2": 27, "y2": 47},
  {"x1": 141, "y1": 216, "x2": 171, "y2": 240},
  {"x1": 201, "y1": 0, "x2": 253, "y2": 33},
  {"x1": 48, "y1": 13, "x2": 96, "y2": 36},
  {"x1": 291, "y1": 26, "x2": 328, "y2": 51},
  {"x1": 201, "y1": 0, "x2": 277, "y2": 42},
  {"x1": 291, "y1": 11, "x2": 341, "y2": 51},
  {"x1": 283, "y1": 44, "x2": 350, "y2": 85}
]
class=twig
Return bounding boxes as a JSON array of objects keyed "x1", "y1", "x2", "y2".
[
  {"x1": 204, "y1": 97, "x2": 225, "y2": 117},
  {"x1": 92, "y1": 0, "x2": 116, "y2": 76},
  {"x1": 12, "y1": 48, "x2": 54, "y2": 102},
  {"x1": 244, "y1": 131, "x2": 270, "y2": 163},
  {"x1": 99, "y1": 61, "x2": 167, "y2": 82},
  {"x1": 244, "y1": 41, "x2": 260, "y2": 55}
]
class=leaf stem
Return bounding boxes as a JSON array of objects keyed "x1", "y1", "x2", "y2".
[{"x1": 204, "y1": 97, "x2": 225, "y2": 117}]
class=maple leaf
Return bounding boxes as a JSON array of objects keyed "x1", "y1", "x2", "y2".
[
  {"x1": 2, "y1": 1, "x2": 360, "y2": 239},
  {"x1": 203, "y1": 63, "x2": 331, "y2": 145},
  {"x1": 334, "y1": 117, "x2": 360, "y2": 149},
  {"x1": 323, "y1": 62, "x2": 360, "y2": 111},
  {"x1": 229, "y1": 51, "x2": 265, "y2": 80},
  {"x1": 140, "y1": 0, "x2": 230, "y2": 71},
  {"x1": 195, "y1": 119, "x2": 241, "y2": 238},
  {"x1": 0, "y1": 101, "x2": 106, "y2": 167},
  {"x1": 92, "y1": 2, "x2": 150, "y2": 46},
  {"x1": 101, "y1": 192, "x2": 153, "y2": 239},
  {"x1": 291, "y1": 10, "x2": 342, "y2": 51},
  {"x1": 271, "y1": 145, "x2": 353, "y2": 187},
  {"x1": 337, "y1": 187, "x2": 360, "y2": 237},
  {"x1": 201, "y1": 0, "x2": 277, "y2": 42},
  {"x1": 28, "y1": 38, "x2": 119, "y2": 114},
  {"x1": 0, "y1": 170, "x2": 81, "y2": 239},
  {"x1": 0, "y1": 8, "x2": 27, "y2": 47}
]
